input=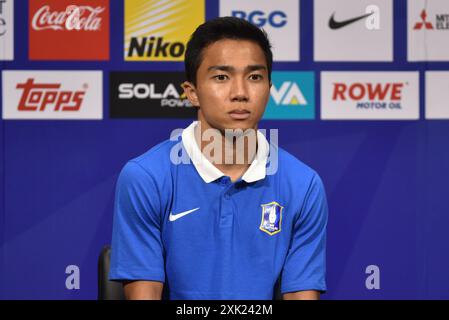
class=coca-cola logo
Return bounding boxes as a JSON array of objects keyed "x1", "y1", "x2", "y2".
[{"x1": 32, "y1": 5, "x2": 104, "y2": 31}]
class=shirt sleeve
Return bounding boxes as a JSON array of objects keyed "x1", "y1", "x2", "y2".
[
  {"x1": 281, "y1": 172, "x2": 328, "y2": 294},
  {"x1": 108, "y1": 160, "x2": 165, "y2": 283}
]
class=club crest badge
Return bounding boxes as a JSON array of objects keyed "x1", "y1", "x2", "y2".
[{"x1": 259, "y1": 201, "x2": 283, "y2": 236}]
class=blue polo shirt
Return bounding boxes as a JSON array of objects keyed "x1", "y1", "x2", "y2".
[{"x1": 109, "y1": 121, "x2": 328, "y2": 299}]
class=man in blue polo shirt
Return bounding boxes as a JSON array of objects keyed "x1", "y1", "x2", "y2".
[{"x1": 109, "y1": 17, "x2": 328, "y2": 300}]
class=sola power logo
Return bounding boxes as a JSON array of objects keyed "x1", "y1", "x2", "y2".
[
  {"x1": 31, "y1": 5, "x2": 105, "y2": 31},
  {"x1": 110, "y1": 72, "x2": 196, "y2": 118}
]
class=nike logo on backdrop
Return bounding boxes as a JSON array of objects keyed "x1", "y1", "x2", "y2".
[
  {"x1": 169, "y1": 207, "x2": 200, "y2": 222},
  {"x1": 328, "y1": 11, "x2": 374, "y2": 29}
]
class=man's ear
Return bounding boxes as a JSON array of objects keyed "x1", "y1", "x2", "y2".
[{"x1": 182, "y1": 81, "x2": 200, "y2": 107}]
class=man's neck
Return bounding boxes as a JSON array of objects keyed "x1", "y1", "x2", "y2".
[{"x1": 195, "y1": 120, "x2": 258, "y2": 182}]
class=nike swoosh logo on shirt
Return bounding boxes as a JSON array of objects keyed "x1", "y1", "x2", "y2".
[
  {"x1": 328, "y1": 12, "x2": 374, "y2": 29},
  {"x1": 169, "y1": 207, "x2": 200, "y2": 222}
]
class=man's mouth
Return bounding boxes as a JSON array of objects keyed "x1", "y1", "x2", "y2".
[{"x1": 228, "y1": 109, "x2": 251, "y2": 120}]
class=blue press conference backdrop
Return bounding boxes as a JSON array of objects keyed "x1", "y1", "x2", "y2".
[{"x1": 1, "y1": 0, "x2": 449, "y2": 299}]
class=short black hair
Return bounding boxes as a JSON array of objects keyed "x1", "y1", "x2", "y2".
[{"x1": 185, "y1": 16, "x2": 273, "y2": 85}]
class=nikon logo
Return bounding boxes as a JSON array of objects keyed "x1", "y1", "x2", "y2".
[
  {"x1": 124, "y1": 0, "x2": 204, "y2": 62},
  {"x1": 127, "y1": 37, "x2": 185, "y2": 58}
]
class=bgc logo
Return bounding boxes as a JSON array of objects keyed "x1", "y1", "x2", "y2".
[
  {"x1": 321, "y1": 72, "x2": 419, "y2": 120},
  {"x1": 220, "y1": 0, "x2": 300, "y2": 61},
  {"x1": 263, "y1": 72, "x2": 315, "y2": 120},
  {"x1": 29, "y1": 0, "x2": 110, "y2": 60},
  {"x1": 125, "y1": 0, "x2": 204, "y2": 61},
  {"x1": 2, "y1": 71, "x2": 103, "y2": 120},
  {"x1": 231, "y1": 10, "x2": 287, "y2": 28}
]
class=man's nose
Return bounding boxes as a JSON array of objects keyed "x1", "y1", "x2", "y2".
[{"x1": 230, "y1": 77, "x2": 249, "y2": 102}]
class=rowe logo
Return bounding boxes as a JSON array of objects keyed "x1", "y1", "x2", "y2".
[
  {"x1": 31, "y1": 5, "x2": 105, "y2": 31},
  {"x1": 16, "y1": 78, "x2": 86, "y2": 111},
  {"x1": 332, "y1": 83, "x2": 405, "y2": 101},
  {"x1": 321, "y1": 72, "x2": 419, "y2": 120},
  {"x1": 2, "y1": 70, "x2": 103, "y2": 120},
  {"x1": 332, "y1": 82, "x2": 406, "y2": 110}
]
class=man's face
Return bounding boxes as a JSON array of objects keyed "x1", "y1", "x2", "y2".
[{"x1": 184, "y1": 39, "x2": 271, "y2": 132}]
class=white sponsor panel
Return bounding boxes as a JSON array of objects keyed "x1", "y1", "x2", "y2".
[
  {"x1": 426, "y1": 72, "x2": 449, "y2": 119},
  {"x1": 321, "y1": 72, "x2": 420, "y2": 120},
  {"x1": 0, "y1": 0, "x2": 14, "y2": 60},
  {"x1": 2, "y1": 71, "x2": 103, "y2": 120},
  {"x1": 408, "y1": 0, "x2": 449, "y2": 61},
  {"x1": 314, "y1": 0, "x2": 393, "y2": 61},
  {"x1": 219, "y1": 0, "x2": 299, "y2": 61}
]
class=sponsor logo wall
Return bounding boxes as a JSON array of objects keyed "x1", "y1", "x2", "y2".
[
  {"x1": 0, "y1": 0, "x2": 447, "y2": 121},
  {"x1": 0, "y1": 0, "x2": 13, "y2": 60}
]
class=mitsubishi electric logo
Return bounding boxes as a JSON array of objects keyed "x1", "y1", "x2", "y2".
[
  {"x1": 414, "y1": 10, "x2": 434, "y2": 30},
  {"x1": 413, "y1": 9, "x2": 449, "y2": 31}
]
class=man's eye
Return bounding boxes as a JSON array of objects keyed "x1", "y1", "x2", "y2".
[
  {"x1": 214, "y1": 75, "x2": 228, "y2": 81},
  {"x1": 249, "y1": 74, "x2": 263, "y2": 81}
]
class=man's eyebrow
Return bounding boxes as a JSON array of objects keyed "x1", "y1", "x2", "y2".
[
  {"x1": 246, "y1": 65, "x2": 267, "y2": 72},
  {"x1": 207, "y1": 65, "x2": 235, "y2": 72},
  {"x1": 207, "y1": 65, "x2": 267, "y2": 72}
]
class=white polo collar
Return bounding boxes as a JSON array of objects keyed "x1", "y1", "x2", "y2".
[{"x1": 181, "y1": 121, "x2": 269, "y2": 183}]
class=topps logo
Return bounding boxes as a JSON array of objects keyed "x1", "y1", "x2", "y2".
[
  {"x1": 118, "y1": 83, "x2": 192, "y2": 107},
  {"x1": 127, "y1": 37, "x2": 185, "y2": 58},
  {"x1": 333, "y1": 82, "x2": 406, "y2": 110},
  {"x1": 17, "y1": 78, "x2": 86, "y2": 111}
]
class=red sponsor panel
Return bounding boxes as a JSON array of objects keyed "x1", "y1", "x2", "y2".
[{"x1": 29, "y1": 0, "x2": 109, "y2": 60}]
